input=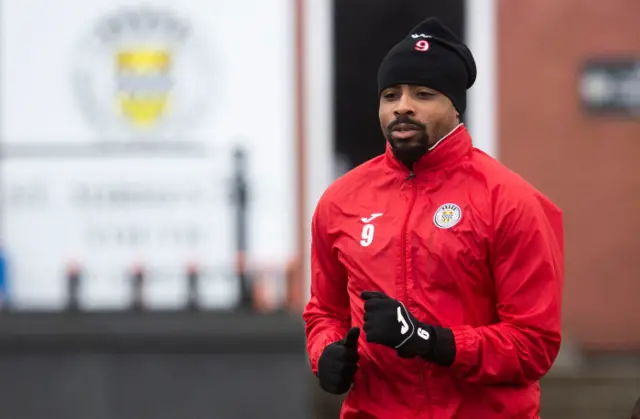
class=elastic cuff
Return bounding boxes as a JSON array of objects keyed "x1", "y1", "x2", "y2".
[
  {"x1": 424, "y1": 325, "x2": 456, "y2": 366},
  {"x1": 450, "y1": 325, "x2": 477, "y2": 369},
  {"x1": 310, "y1": 338, "x2": 332, "y2": 374}
]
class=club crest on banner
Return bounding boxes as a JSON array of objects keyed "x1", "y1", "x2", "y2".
[{"x1": 72, "y1": 7, "x2": 214, "y2": 139}]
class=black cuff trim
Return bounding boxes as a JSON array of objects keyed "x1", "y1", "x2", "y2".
[{"x1": 424, "y1": 326, "x2": 456, "y2": 366}]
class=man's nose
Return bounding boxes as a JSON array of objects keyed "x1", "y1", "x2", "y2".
[{"x1": 393, "y1": 94, "x2": 416, "y2": 116}]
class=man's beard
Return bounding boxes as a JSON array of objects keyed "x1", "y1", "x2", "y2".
[{"x1": 385, "y1": 115, "x2": 429, "y2": 169}]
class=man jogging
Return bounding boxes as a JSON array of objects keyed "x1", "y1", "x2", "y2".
[{"x1": 303, "y1": 17, "x2": 564, "y2": 418}]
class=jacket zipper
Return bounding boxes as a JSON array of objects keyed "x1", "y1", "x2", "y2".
[
  {"x1": 400, "y1": 172, "x2": 429, "y2": 414},
  {"x1": 400, "y1": 171, "x2": 417, "y2": 304}
]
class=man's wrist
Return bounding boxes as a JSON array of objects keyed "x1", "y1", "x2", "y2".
[{"x1": 421, "y1": 325, "x2": 456, "y2": 366}]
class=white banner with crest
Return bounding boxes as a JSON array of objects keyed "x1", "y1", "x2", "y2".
[{"x1": 0, "y1": 0, "x2": 295, "y2": 310}]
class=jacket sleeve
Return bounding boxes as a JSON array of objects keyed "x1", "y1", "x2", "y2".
[
  {"x1": 302, "y1": 193, "x2": 351, "y2": 374},
  {"x1": 448, "y1": 188, "x2": 564, "y2": 385}
]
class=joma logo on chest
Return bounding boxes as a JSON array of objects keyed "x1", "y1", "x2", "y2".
[{"x1": 359, "y1": 213, "x2": 383, "y2": 247}]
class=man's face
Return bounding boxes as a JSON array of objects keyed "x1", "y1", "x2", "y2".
[{"x1": 379, "y1": 84, "x2": 459, "y2": 166}]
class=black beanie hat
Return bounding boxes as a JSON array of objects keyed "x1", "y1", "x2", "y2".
[{"x1": 377, "y1": 17, "x2": 477, "y2": 114}]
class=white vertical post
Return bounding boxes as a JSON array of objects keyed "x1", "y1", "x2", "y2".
[
  {"x1": 465, "y1": 0, "x2": 498, "y2": 159},
  {"x1": 301, "y1": 0, "x2": 334, "y2": 304}
]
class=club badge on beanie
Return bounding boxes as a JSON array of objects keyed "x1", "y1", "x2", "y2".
[{"x1": 377, "y1": 17, "x2": 477, "y2": 114}]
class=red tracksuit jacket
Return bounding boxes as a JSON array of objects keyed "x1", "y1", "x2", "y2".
[{"x1": 303, "y1": 125, "x2": 564, "y2": 418}]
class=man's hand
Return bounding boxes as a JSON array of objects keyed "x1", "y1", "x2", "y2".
[
  {"x1": 361, "y1": 291, "x2": 435, "y2": 358},
  {"x1": 317, "y1": 327, "x2": 360, "y2": 395}
]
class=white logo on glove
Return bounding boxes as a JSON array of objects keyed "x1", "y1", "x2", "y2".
[
  {"x1": 394, "y1": 302, "x2": 416, "y2": 349},
  {"x1": 397, "y1": 307, "x2": 409, "y2": 335}
]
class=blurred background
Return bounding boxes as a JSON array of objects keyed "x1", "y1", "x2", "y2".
[{"x1": 0, "y1": 0, "x2": 638, "y2": 418}]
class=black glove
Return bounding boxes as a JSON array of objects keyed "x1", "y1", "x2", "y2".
[
  {"x1": 317, "y1": 327, "x2": 360, "y2": 395},
  {"x1": 361, "y1": 291, "x2": 455, "y2": 365}
]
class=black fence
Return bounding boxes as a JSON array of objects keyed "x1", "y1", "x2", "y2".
[{"x1": 0, "y1": 311, "x2": 309, "y2": 419}]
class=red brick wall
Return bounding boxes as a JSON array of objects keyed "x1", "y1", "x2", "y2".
[{"x1": 498, "y1": 0, "x2": 640, "y2": 349}]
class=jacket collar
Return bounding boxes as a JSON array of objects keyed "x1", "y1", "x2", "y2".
[{"x1": 384, "y1": 123, "x2": 472, "y2": 176}]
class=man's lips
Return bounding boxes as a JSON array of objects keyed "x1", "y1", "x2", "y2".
[
  {"x1": 393, "y1": 123, "x2": 422, "y2": 131},
  {"x1": 391, "y1": 130, "x2": 420, "y2": 139},
  {"x1": 391, "y1": 123, "x2": 422, "y2": 139}
]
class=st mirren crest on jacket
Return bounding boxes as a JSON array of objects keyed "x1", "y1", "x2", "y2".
[{"x1": 433, "y1": 203, "x2": 462, "y2": 229}]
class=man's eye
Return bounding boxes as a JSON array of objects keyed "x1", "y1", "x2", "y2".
[
  {"x1": 383, "y1": 92, "x2": 397, "y2": 100},
  {"x1": 417, "y1": 91, "x2": 434, "y2": 98}
]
